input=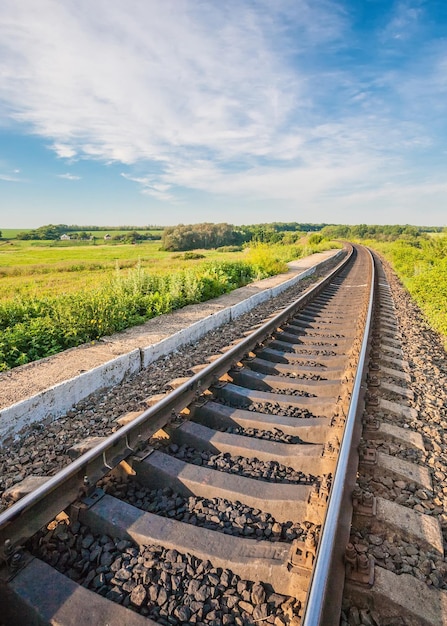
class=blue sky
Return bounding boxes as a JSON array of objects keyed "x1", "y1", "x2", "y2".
[{"x1": 1, "y1": 0, "x2": 447, "y2": 228}]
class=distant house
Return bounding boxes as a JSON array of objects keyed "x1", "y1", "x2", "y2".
[
  {"x1": 60, "y1": 234, "x2": 70, "y2": 240},
  {"x1": 104, "y1": 234, "x2": 111, "y2": 240}
]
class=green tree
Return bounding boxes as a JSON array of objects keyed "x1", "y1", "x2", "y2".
[
  {"x1": 162, "y1": 223, "x2": 245, "y2": 251},
  {"x1": 16, "y1": 230, "x2": 34, "y2": 240},
  {"x1": 125, "y1": 230, "x2": 144, "y2": 243}
]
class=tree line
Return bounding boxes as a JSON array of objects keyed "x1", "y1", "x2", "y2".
[
  {"x1": 14, "y1": 224, "x2": 162, "y2": 241},
  {"x1": 9, "y1": 221, "x2": 444, "y2": 247},
  {"x1": 161, "y1": 222, "x2": 329, "y2": 251},
  {"x1": 163, "y1": 222, "x2": 445, "y2": 251},
  {"x1": 319, "y1": 224, "x2": 441, "y2": 241}
]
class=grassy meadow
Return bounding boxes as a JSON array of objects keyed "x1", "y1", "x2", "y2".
[
  {"x1": 0, "y1": 236, "x2": 340, "y2": 370},
  {"x1": 0, "y1": 240, "x2": 245, "y2": 300},
  {"x1": 1, "y1": 229, "x2": 30, "y2": 239},
  {"x1": 366, "y1": 235, "x2": 447, "y2": 341}
]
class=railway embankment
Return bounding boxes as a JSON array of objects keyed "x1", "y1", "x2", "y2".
[{"x1": 0, "y1": 249, "x2": 343, "y2": 442}]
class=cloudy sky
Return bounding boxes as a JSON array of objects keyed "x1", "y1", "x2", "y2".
[{"x1": 1, "y1": 0, "x2": 447, "y2": 228}]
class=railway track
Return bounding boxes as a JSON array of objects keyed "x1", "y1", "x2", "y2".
[
  {"x1": 341, "y1": 260, "x2": 447, "y2": 626},
  {"x1": 1, "y1": 244, "x2": 445, "y2": 625}
]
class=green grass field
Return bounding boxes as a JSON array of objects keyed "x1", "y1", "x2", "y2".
[
  {"x1": 0, "y1": 228, "x2": 163, "y2": 239},
  {"x1": 0, "y1": 240, "x2": 248, "y2": 300},
  {"x1": 365, "y1": 236, "x2": 447, "y2": 341},
  {"x1": 1, "y1": 229, "x2": 30, "y2": 238},
  {"x1": 0, "y1": 237, "x2": 340, "y2": 370},
  {"x1": 0, "y1": 237, "x2": 342, "y2": 301}
]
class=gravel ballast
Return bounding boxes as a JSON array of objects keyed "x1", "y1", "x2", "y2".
[
  {"x1": 103, "y1": 480, "x2": 318, "y2": 543},
  {"x1": 29, "y1": 519, "x2": 302, "y2": 625},
  {"x1": 162, "y1": 444, "x2": 317, "y2": 485},
  {"x1": 341, "y1": 254, "x2": 447, "y2": 626}
]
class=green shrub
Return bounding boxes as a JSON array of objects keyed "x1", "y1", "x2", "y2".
[
  {"x1": 366, "y1": 236, "x2": 447, "y2": 340},
  {"x1": 244, "y1": 243, "x2": 288, "y2": 278},
  {"x1": 182, "y1": 252, "x2": 206, "y2": 260},
  {"x1": 0, "y1": 260, "x2": 256, "y2": 369},
  {"x1": 0, "y1": 240, "x2": 340, "y2": 370},
  {"x1": 308, "y1": 233, "x2": 324, "y2": 245},
  {"x1": 216, "y1": 246, "x2": 243, "y2": 252}
]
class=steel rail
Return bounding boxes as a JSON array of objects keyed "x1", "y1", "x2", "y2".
[
  {"x1": 301, "y1": 246, "x2": 375, "y2": 625},
  {"x1": 0, "y1": 246, "x2": 353, "y2": 559}
]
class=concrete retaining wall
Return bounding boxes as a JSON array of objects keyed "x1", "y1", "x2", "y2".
[
  {"x1": 0, "y1": 350, "x2": 141, "y2": 440},
  {"x1": 141, "y1": 308, "x2": 232, "y2": 369},
  {"x1": 0, "y1": 250, "x2": 344, "y2": 441}
]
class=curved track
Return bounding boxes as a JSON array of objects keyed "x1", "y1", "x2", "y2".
[
  {"x1": 341, "y1": 256, "x2": 447, "y2": 626},
  {"x1": 0, "y1": 245, "x2": 390, "y2": 625}
]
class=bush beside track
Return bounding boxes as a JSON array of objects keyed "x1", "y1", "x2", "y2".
[{"x1": 365, "y1": 236, "x2": 447, "y2": 342}]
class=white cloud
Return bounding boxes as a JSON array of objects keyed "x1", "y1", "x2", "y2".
[
  {"x1": 57, "y1": 173, "x2": 81, "y2": 180},
  {"x1": 121, "y1": 172, "x2": 173, "y2": 200},
  {"x1": 0, "y1": 1, "x2": 309, "y2": 162},
  {"x1": 52, "y1": 143, "x2": 77, "y2": 159},
  {"x1": 0, "y1": 0, "x2": 446, "y2": 223},
  {"x1": 0, "y1": 2, "x2": 343, "y2": 170}
]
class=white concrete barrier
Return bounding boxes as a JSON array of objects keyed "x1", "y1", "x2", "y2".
[
  {"x1": 141, "y1": 308, "x2": 231, "y2": 368},
  {"x1": 230, "y1": 289, "x2": 271, "y2": 320},
  {"x1": 0, "y1": 349, "x2": 141, "y2": 441},
  {"x1": 270, "y1": 266, "x2": 315, "y2": 298}
]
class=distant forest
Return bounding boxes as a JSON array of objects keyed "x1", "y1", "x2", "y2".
[
  {"x1": 319, "y1": 223, "x2": 444, "y2": 241},
  {"x1": 7, "y1": 221, "x2": 444, "y2": 250},
  {"x1": 161, "y1": 222, "x2": 333, "y2": 250},
  {"x1": 11, "y1": 221, "x2": 329, "y2": 247},
  {"x1": 13, "y1": 224, "x2": 163, "y2": 241},
  {"x1": 161, "y1": 222, "x2": 444, "y2": 251}
]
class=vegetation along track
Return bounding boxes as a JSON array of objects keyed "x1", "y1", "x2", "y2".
[{"x1": 1, "y1": 244, "x2": 444, "y2": 625}]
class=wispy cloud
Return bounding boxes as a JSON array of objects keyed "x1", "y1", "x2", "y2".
[
  {"x1": 0, "y1": 173, "x2": 21, "y2": 182},
  {"x1": 381, "y1": 0, "x2": 423, "y2": 42},
  {"x1": 325, "y1": 179, "x2": 447, "y2": 226},
  {"x1": 0, "y1": 1, "x2": 306, "y2": 161},
  {"x1": 0, "y1": 0, "x2": 446, "y2": 222},
  {"x1": 0, "y1": 164, "x2": 23, "y2": 182},
  {"x1": 57, "y1": 173, "x2": 81, "y2": 180},
  {"x1": 121, "y1": 172, "x2": 173, "y2": 201},
  {"x1": 0, "y1": 2, "x2": 344, "y2": 184}
]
